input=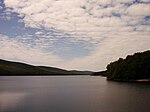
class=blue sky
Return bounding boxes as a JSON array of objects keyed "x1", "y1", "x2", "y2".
[{"x1": 0, "y1": 0, "x2": 150, "y2": 71}]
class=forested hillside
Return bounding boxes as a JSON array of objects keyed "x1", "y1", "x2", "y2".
[{"x1": 106, "y1": 50, "x2": 150, "y2": 81}]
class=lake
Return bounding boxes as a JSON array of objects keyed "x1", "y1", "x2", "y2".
[{"x1": 0, "y1": 76, "x2": 150, "y2": 112}]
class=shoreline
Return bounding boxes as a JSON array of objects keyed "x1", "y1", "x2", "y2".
[{"x1": 107, "y1": 78, "x2": 150, "y2": 83}]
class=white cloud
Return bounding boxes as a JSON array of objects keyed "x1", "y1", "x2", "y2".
[
  {"x1": 126, "y1": 4, "x2": 150, "y2": 16},
  {"x1": 35, "y1": 31, "x2": 44, "y2": 36},
  {"x1": 0, "y1": 34, "x2": 63, "y2": 66},
  {"x1": 60, "y1": 32, "x2": 150, "y2": 71},
  {"x1": 1, "y1": 32, "x2": 149, "y2": 71},
  {"x1": 4, "y1": 0, "x2": 149, "y2": 38},
  {"x1": 1, "y1": 0, "x2": 150, "y2": 71}
]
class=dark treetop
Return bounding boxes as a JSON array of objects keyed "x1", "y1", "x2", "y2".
[
  {"x1": 107, "y1": 50, "x2": 150, "y2": 81},
  {"x1": 93, "y1": 50, "x2": 150, "y2": 81}
]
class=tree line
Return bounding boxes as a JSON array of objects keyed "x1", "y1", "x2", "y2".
[{"x1": 93, "y1": 50, "x2": 150, "y2": 81}]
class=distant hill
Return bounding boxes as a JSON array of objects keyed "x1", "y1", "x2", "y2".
[
  {"x1": 0, "y1": 59, "x2": 93, "y2": 76},
  {"x1": 94, "y1": 50, "x2": 150, "y2": 81},
  {"x1": 91, "y1": 71, "x2": 107, "y2": 77}
]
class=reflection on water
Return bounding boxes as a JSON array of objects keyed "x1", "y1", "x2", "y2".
[
  {"x1": 0, "y1": 76, "x2": 150, "y2": 112},
  {"x1": 0, "y1": 92, "x2": 27, "y2": 112}
]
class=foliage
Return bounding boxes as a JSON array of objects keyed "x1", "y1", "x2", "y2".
[
  {"x1": 91, "y1": 71, "x2": 107, "y2": 76},
  {"x1": 105, "y1": 50, "x2": 150, "y2": 81}
]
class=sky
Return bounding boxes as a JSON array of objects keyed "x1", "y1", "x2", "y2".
[{"x1": 0, "y1": 0, "x2": 150, "y2": 71}]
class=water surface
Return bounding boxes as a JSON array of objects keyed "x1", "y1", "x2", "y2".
[{"x1": 0, "y1": 76, "x2": 150, "y2": 112}]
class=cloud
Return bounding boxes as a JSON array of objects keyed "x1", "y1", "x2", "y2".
[
  {"x1": 4, "y1": 0, "x2": 149, "y2": 37},
  {"x1": 60, "y1": 32, "x2": 150, "y2": 71},
  {"x1": 126, "y1": 3, "x2": 150, "y2": 16},
  {"x1": 35, "y1": 31, "x2": 44, "y2": 36},
  {"x1": 0, "y1": 34, "x2": 63, "y2": 66},
  {"x1": 0, "y1": 6, "x2": 3, "y2": 9},
  {"x1": 1, "y1": 32, "x2": 149, "y2": 71},
  {"x1": 1, "y1": 0, "x2": 150, "y2": 71}
]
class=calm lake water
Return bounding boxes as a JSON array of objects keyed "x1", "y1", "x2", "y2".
[{"x1": 0, "y1": 76, "x2": 150, "y2": 112}]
